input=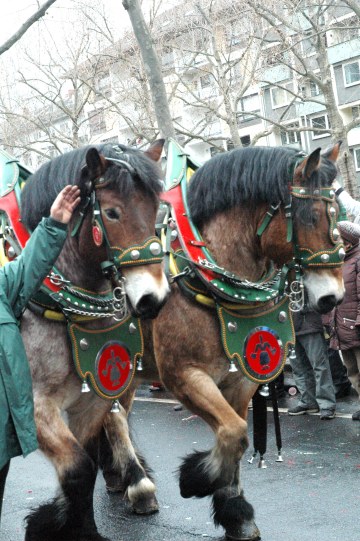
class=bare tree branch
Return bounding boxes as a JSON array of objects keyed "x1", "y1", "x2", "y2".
[{"x1": 0, "y1": 0, "x2": 58, "y2": 56}]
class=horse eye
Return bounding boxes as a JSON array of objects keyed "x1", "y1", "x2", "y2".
[
  {"x1": 304, "y1": 213, "x2": 319, "y2": 227},
  {"x1": 104, "y1": 208, "x2": 120, "y2": 221}
]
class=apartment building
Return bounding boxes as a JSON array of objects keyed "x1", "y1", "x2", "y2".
[{"x1": 3, "y1": 0, "x2": 360, "y2": 185}]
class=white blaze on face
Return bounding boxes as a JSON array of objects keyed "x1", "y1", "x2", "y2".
[
  {"x1": 123, "y1": 268, "x2": 170, "y2": 310},
  {"x1": 303, "y1": 270, "x2": 345, "y2": 309}
]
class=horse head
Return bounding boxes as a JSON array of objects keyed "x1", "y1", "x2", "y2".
[
  {"x1": 261, "y1": 142, "x2": 345, "y2": 314},
  {"x1": 187, "y1": 141, "x2": 345, "y2": 315},
  {"x1": 73, "y1": 139, "x2": 170, "y2": 319}
]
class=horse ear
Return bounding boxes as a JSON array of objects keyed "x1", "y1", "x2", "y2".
[
  {"x1": 322, "y1": 141, "x2": 342, "y2": 162},
  {"x1": 144, "y1": 139, "x2": 165, "y2": 162},
  {"x1": 302, "y1": 147, "x2": 321, "y2": 179},
  {"x1": 85, "y1": 148, "x2": 107, "y2": 180}
]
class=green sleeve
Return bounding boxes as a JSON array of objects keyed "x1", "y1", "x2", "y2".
[
  {"x1": 0, "y1": 217, "x2": 67, "y2": 318},
  {"x1": 337, "y1": 199, "x2": 348, "y2": 222}
]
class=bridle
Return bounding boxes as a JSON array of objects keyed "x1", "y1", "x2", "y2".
[
  {"x1": 256, "y1": 155, "x2": 345, "y2": 311},
  {"x1": 37, "y1": 154, "x2": 165, "y2": 322},
  {"x1": 71, "y1": 155, "x2": 164, "y2": 284}
]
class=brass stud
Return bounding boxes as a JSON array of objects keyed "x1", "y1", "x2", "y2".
[
  {"x1": 149, "y1": 241, "x2": 162, "y2": 256},
  {"x1": 129, "y1": 322, "x2": 137, "y2": 334},
  {"x1": 80, "y1": 338, "x2": 89, "y2": 350},
  {"x1": 228, "y1": 321, "x2": 237, "y2": 333},
  {"x1": 131, "y1": 249, "x2": 140, "y2": 260}
]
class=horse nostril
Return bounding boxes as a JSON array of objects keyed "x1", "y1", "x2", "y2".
[
  {"x1": 317, "y1": 294, "x2": 337, "y2": 314},
  {"x1": 135, "y1": 294, "x2": 166, "y2": 319}
]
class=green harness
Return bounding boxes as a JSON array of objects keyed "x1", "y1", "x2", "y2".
[{"x1": 161, "y1": 140, "x2": 345, "y2": 384}]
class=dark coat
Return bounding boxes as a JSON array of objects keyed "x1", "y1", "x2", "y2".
[
  {"x1": 324, "y1": 243, "x2": 360, "y2": 351},
  {"x1": 0, "y1": 217, "x2": 67, "y2": 470},
  {"x1": 292, "y1": 309, "x2": 324, "y2": 336}
]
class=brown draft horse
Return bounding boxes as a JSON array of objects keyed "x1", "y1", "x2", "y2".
[
  {"x1": 100, "y1": 142, "x2": 345, "y2": 541},
  {"x1": 16, "y1": 140, "x2": 170, "y2": 541}
]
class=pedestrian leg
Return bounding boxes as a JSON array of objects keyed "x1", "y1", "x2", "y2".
[
  {"x1": 290, "y1": 338, "x2": 318, "y2": 408},
  {"x1": 302, "y1": 333, "x2": 336, "y2": 412},
  {"x1": 342, "y1": 348, "x2": 360, "y2": 397},
  {"x1": 328, "y1": 346, "x2": 351, "y2": 395}
]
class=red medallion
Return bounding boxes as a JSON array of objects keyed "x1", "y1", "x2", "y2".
[
  {"x1": 96, "y1": 342, "x2": 131, "y2": 394},
  {"x1": 244, "y1": 328, "x2": 282, "y2": 375},
  {"x1": 92, "y1": 221, "x2": 103, "y2": 246}
]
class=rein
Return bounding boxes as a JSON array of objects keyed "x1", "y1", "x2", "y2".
[
  {"x1": 256, "y1": 185, "x2": 345, "y2": 311},
  {"x1": 162, "y1": 154, "x2": 345, "y2": 309},
  {"x1": 160, "y1": 140, "x2": 346, "y2": 384},
  {"x1": 71, "y1": 158, "x2": 163, "y2": 278},
  {"x1": 0, "y1": 151, "x2": 165, "y2": 323},
  {"x1": 56, "y1": 155, "x2": 164, "y2": 321}
]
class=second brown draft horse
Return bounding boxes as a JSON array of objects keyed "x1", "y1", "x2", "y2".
[{"x1": 101, "y1": 142, "x2": 345, "y2": 541}]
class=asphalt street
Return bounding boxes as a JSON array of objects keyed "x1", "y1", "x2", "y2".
[{"x1": 1, "y1": 384, "x2": 360, "y2": 541}]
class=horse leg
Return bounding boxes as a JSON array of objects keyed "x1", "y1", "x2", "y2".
[
  {"x1": 25, "y1": 395, "x2": 109, "y2": 541},
  {"x1": 162, "y1": 368, "x2": 260, "y2": 540},
  {"x1": 99, "y1": 388, "x2": 136, "y2": 492},
  {"x1": 212, "y1": 464, "x2": 260, "y2": 541},
  {"x1": 100, "y1": 402, "x2": 159, "y2": 515},
  {"x1": 210, "y1": 380, "x2": 260, "y2": 541}
]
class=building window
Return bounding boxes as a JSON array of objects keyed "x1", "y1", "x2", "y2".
[
  {"x1": 343, "y1": 60, "x2": 360, "y2": 86},
  {"x1": 88, "y1": 109, "x2": 106, "y2": 136},
  {"x1": 210, "y1": 146, "x2": 222, "y2": 157},
  {"x1": 310, "y1": 80, "x2": 320, "y2": 96},
  {"x1": 227, "y1": 19, "x2": 252, "y2": 49},
  {"x1": 301, "y1": 30, "x2": 316, "y2": 56},
  {"x1": 352, "y1": 106, "x2": 360, "y2": 120},
  {"x1": 354, "y1": 147, "x2": 360, "y2": 171},
  {"x1": 200, "y1": 75, "x2": 211, "y2": 89},
  {"x1": 270, "y1": 82, "x2": 293, "y2": 109},
  {"x1": 161, "y1": 47, "x2": 175, "y2": 70},
  {"x1": 280, "y1": 124, "x2": 301, "y2": 145},
  {"x1": 240, "y1": 135, "x2": 251, "y2": 147},
  {"x1": 101, "y1": 136, "x2": 119, "y2": 144},
  {"x1": 311, "y1": 114, "x2": 331, "y2": 139},
  {"x1": 237, "y1": 94, "x2": 260, "y2": 123},
  {"x1": 95, "y1": 72, "x2": 111, "y2": 99}
]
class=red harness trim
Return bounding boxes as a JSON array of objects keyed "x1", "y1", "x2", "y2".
[
  {"x1": 0, "y1": 191, "x2": 61, "y2": 293},
  {"x1": 161, "y1": 186, "x2": 217, "y2": 283}
]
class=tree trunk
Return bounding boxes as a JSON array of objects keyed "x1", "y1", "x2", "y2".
[
  {"x1": 317, "y1": 34, "x2": 358, "y2": 197},
  {"x1": 122, "y1": 0, "x2": 176, "y2": 140}
]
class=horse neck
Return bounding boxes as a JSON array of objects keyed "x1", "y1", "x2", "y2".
[
  {"x1": 199, "y1": 204, "x2": 270, "y2": 281},
  {"x1": 55, "y1": 236, "x2": 108, "y2": 292}
]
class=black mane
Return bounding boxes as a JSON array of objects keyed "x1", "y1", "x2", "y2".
[
  {"x1": 188, "y1": 146, "x2": 338, "y2": 226},
  {"x1": 21, "y1": 143, "x2": 162, "y2": 230}
]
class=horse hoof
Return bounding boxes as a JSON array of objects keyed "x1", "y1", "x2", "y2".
[
  {"x1": 225, "y1": 520, "x2": 261, "y2": 541},
  {"x1": 132, "y1": 494, "x2": 159, "y2": 515}
]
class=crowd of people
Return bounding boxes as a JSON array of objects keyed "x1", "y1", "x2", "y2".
[{"x1": 287, "y1": 180, "x2": 360, "y2": 421}]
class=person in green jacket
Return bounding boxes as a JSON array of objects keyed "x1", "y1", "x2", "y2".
[{"x1": 0, "y1": 184, "x2": 80, "y2": 520}]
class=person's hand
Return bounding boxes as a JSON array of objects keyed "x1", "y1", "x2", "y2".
[{"x1": 50, "y1": 185, "x2": 81, "y2": 224}]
